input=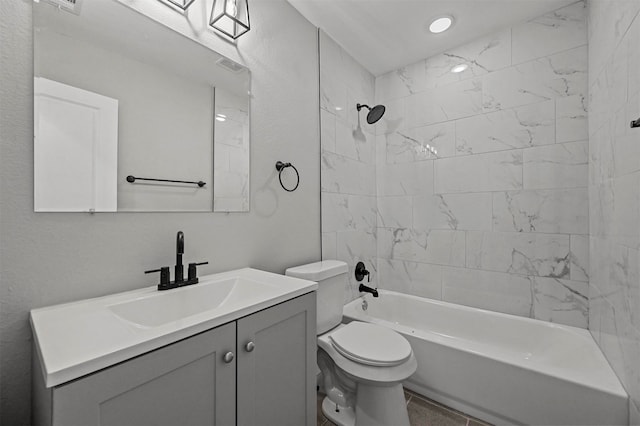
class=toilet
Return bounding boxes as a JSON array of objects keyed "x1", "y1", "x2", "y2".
[{"x1": 286, "y1": 260, "x2": 417, "y2": 426}]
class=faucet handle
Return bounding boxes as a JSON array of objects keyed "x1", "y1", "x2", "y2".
[
  {"x1": 145, "y1": 266, "x2": 171, "y2": 287},
  {"x1": 355, "y1": 261, "x2": 370, "y2": 282},
  {"x1": 187, "y1": 261, "x2": 209, "y2": 282}
]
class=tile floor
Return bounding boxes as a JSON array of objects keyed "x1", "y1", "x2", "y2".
[{"x1": 317, "y1": 388, "x2": 493, "y2": 426}]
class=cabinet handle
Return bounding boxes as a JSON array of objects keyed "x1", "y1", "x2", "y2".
[
  {"x1": 223, "y1": 351, "x2": 234, "y2": 363},
  {"x1": 245, "y1": 341, "x2": 255, "y2": 352}
]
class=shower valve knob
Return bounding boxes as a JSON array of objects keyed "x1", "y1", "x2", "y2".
[{"x1": 355, "y1": 261, "x2": 370, "y2": 282}]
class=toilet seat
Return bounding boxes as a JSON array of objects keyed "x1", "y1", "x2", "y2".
[
  {"x1": 329, "y1": 322, "x2": 412, "y2": 367},
  {"x1": 317, "y1": 323, "x2": 417, "y2": 385}
]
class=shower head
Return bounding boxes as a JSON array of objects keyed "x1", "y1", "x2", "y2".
[{"x1": 357, "y1": 103, "x2": 386, "y2": 124}]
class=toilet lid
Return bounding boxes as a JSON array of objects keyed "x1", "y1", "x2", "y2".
[{"x1": 329, "y1": 322, "x2": 412, "y2": 367}]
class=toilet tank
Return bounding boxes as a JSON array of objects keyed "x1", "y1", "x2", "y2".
[{"x1": 285, "y1": 260, "x2": 348, "y2": 335}]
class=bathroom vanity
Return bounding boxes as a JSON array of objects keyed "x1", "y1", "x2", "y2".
[{"x1": 31, "y1": 268, "x2": 317, "y2": 426}]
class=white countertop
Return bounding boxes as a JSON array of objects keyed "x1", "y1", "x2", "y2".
[{"x1": 30, "y1": 268, "x2": 317, "y2": 388}]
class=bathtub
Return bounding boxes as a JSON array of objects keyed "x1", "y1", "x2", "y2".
[{"x1": 343, "y1": 290, "x2": 628, "y2": 426}]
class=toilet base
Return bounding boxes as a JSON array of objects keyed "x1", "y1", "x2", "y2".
[
  {"x1": 322, "y1": 396, "x2": 355, "y2": 426},
  {"x1": 355, "y1": 382, "x2": 410, "y2": 426},
  {"x1": 322, "y1": 383, "x2": 410, "y2": 426}
]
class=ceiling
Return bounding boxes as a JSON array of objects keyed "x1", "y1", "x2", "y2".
[{"x1": 287, "y1": 0, "x2": 577, "y2": 76}]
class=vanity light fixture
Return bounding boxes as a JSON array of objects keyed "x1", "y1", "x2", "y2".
[
  {"x1": 451, "y1": 64, "x2": 468, "y2": 73},
  {"x1": 429, "y1": 16, "x2": 453, "y2": 34},
  {"x1": 210, "y1": 0, "x2": 251, "y2": 40},
  {"x1": 162, "y1": 0, "x2": 197, "y2": 11}
]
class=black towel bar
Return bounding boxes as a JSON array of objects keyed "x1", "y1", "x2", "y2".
[{"x1": 126, "y1": 175, "x2": 206, "y2": 187}]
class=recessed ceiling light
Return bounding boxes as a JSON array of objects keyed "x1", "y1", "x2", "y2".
[
  {"x1": 429, "y1": 16, "x2": 453, "y2": 34},
  {"x1": 451, "y1": 64, "x2": 468, "y2": 73}
]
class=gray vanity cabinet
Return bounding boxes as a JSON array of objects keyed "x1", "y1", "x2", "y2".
[
  {"x1": 34, "y1": 292, "x2": 316, "y2": 426},
  {"x1": 49, "y1": 322, "x2": 236, "y2": 426},
  {"x1": 237, "y1": 291, "x2": 317, "y2": 426}
]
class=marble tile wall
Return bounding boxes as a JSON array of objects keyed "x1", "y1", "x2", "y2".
[
  {"x1": 320, "y1": 31, "x2": 378, "y2": 304},
  {"x1": 374, "y1": 1, "x2": 589, "y2": 328},
  {"x1": 587, "y1": 1, "x2": 640, "y2": 422}
]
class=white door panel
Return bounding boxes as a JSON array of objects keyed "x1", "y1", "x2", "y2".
[{"x1": 34, "y1": 77, "x2": 118, "y2": 212}]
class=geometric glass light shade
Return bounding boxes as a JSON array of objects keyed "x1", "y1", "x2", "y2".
[
  {"x1": 209, "y1": 0, "x2": 250, "y2": 40},
  {"x1": 163, "y1": 0, "x2": 197, "y2": 10}
]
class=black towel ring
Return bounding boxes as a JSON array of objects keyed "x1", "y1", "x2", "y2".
[{"x1": 275, "y1": 161, "x2": 300, "y2": 192}]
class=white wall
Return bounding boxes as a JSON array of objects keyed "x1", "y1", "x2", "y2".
[
  {"x1": 588, "y1": 0, "x2": 640, "y2": 421},
  {"x1": 374, "y1": 1, "x2": 590, "y2": 327},
  {"x1": 0, "y1": 0, "x2": 320, "y2": 424}
]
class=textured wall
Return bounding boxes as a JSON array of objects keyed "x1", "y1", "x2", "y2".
[
  {"x1": 587, "y1": 0, "x2": 640, "y2": 422},
  {"x1": 0, "y1": 1, "x2": 320, "y2": 424},
  {"x1": 374, "y1": 1, "x2": 590, "y2": 327},
  {"x1": 319, "y1": 30, "x2": 377, "y2": 304}
]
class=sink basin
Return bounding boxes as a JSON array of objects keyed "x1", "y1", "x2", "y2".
[
  {"x1": 108, "y1": 277, "x2": 276, "y2": 327},
  {"x1": 30, "y1": 267, "x2": 317, "y2": 388}
]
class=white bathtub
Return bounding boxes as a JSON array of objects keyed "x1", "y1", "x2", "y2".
[{"x1": 343, "y1": 290, "x2": 628, "y2": 426}]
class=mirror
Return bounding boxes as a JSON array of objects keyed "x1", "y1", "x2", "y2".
[{"x1": 33, "y1": 0, "x2": 250, "y2": 212}]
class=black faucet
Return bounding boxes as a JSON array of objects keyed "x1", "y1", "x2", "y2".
[
  {"x1": 359, "y1": 283, "x2": 379, "y2": 298},
  {"x1": 355, "y1": 261, "x2": 378, "y2": 297},
  {"x1": 175, "y1": 231, "x2": 184, "y2": 284},
  {"x1": 145, "y1": 231, "x2": 208, "y2": 291}
]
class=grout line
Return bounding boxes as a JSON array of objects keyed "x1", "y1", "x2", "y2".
[{"x1": 509, "y1": 27, "x2": 513, "y2": 67}]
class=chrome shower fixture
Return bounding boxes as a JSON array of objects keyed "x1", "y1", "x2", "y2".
[{"x1": 357, "y1": 103, "x2": 386, "y2": 124}]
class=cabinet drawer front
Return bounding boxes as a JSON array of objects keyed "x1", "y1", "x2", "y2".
[{"x1": 53, "y1": 323, "x2": 236, "y2": 426}]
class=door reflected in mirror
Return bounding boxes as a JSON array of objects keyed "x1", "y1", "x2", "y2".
[{"x1": 33, "y1": 0, "x2": 250, "y2": 212}]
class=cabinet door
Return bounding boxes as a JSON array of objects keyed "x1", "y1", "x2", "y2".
[
  {"x1": 237, "y1": 292, "x2": 317, "y2": 426},
  {"x1": 52, "y1": 323, "x2": 236, "y2": 426}
]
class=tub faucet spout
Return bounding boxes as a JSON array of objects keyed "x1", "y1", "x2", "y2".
[{"x1": 359, "y1": 283, "x2": 378, "y2": 298}]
